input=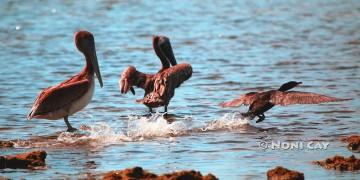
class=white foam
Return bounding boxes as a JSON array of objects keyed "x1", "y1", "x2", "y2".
[
  {"x1": 201, "y1": 112, "x2": 250, "y2": 131},
  {"x1": 54, "y1": 113, "x2": 190, "y2": 146},
  {"x1": 54, "y1": 113, "x2": 249, "y2": 146},
  {"x1": 126, "y1": 112, "x2": 190, "y2": 138},
  {"x1": 57, "y1": 123, "x2": 130, "y2": 146},
  {"x1": 13, "y1": 113, "x2": 251, "y2": 148}
]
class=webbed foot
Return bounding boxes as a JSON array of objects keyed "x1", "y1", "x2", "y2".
[
  {"x1": 66, "y1": 127, "x2": 78, "y2": 132},
  {"x1": 255, "y1": 114, "x2": 265, "y2": 123}
]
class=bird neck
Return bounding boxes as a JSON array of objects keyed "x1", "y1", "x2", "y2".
[
  {"x1": 79, "y1": 55, "x2": 94, "y2": 79},
  {"x1": 278, "y1": 83, "x2": 297, "y2": 92}
]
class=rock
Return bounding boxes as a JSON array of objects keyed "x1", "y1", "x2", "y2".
[
  {"x1": 158, "y1": 170, "x2": 218, "y2": 180},
  {"x1": 0, "y1": 141, "x2": 14, "y2": 148},
  {"x1": 0, "y1": 150, "x2": 46, "y2": 169},
  {"x1": 103, "y1": 167, "x2": 157, "y2": 180},
  {"x1": 314, "y1": 155, "x2": 360, "y2": 171},
  {"x1": 267, "y1": 166, "x2": 304, "y2": 180},
  {"x1": 103, "y1": 166, "x2": 218, "y2": 180},
  {"x1": 341, "y1": 135, "x2": 360, "y2": 152}
]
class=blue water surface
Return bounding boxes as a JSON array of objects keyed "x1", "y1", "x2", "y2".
[{"x1": 0, "y1": 0, "x2": 359, "y2": 179}]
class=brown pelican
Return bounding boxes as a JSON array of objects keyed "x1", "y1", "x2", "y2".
[
  {"x1": 220, "y1": 81, "x2": 350, "y2": 123},
  {"x1": 120, "y1": 35, "x2": 192, "y2": 112},
  {"x1": 27, "y1": 31, "x2": 103, "y2": 132}
]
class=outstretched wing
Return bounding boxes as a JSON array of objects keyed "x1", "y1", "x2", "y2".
[
  {"x1": 219, "y1": 92, "x2": 258, "y2": 107},
  {"x1": 28, "y1": 79, "x2": 90, "y2": 119},
  {"x1": 137, "y1": 64, "x2": 192, "y2": 107},
  {"x1": 269, "y1": 91, "x2": 351, "y2": 106},
  {"x1": 153, "y1": 63, "x2": 192, "y2": 97}
]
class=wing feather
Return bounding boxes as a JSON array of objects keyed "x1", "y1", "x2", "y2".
[
  {"x1": 28, "y1": 79, "x2": 90, "y2": 119},
  {"x1": 155, "y1": 63, "x2": 192, "y2": 94},
  {"x1": 270, "y1": 91, "x2": 350, "y2": 106},
  {"x1": 220, "y1": 92, "x2": 258, "y2": 107},
  {"x1": 139, "y1": 63, "x2": 192, "y2": 107}
]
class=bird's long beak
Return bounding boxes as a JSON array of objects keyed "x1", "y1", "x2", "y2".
[
  {"x1": 130, "y1": 87, "x2": 135, "y2": 95},
  {"x1": 120, "y1": 78, "x2": 135, "y2": 95},
  {"x1": 90, "y1": 50, "x2": 103, "y2": 87},
  {"x1": 158, "y1": 38, "x2": 177, "y2": 66},
  {"x1": 122, "y1": 82, "x2": 135, "y2": 95}
]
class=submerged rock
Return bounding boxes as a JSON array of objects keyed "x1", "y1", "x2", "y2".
[
  {"x1": 267, "y1": 166, "x2": 304, "y2": 180},
  {"x1": 0, "y1": 141, "x2": 14, "y2": 148},
  {"x1": 314, "y1": 155, "x2": 360, "y2": 171},
  {"x1": 341, "y1": 135, "x2": 360, "y2": 153},
  {"x1": 0, "y1": 150, "x2": 46, "y2": 169},
  {"x1": 103, "y1": 166, "x2": 218, "y2": 180}
]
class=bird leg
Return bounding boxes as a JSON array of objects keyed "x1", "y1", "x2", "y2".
[
  {"x1": 256, "y1": 113, "x2": 266, "y2": 123},
  {"x1": 164, "y1": 105, "x2": 168, "y2": 113},
  {"x1": 64, "y1": 116, "x2": 77, "y2": 132},
  {"x1": 149, "y1": 107, "x2": 153, "y2": 113}
]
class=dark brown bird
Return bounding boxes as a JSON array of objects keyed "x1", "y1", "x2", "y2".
[
  {"x1": 120, "y1": 36, "x2": 192, "y2": 112},
  {"x1": 28, "y1": 31, "x2": 103, "y2": 132},
  {"x1": 220, "y1": 81, "x2": 350, "y2": 123}
]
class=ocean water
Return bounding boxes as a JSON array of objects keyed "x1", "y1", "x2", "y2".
[{"x1": 0, "y1": 0, "x2": 359, "y2": 179}]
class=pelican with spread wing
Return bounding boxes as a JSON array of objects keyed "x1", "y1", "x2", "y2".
[
  {"x1": 120, "y1": 36, "x2": 192, "y2": 112},
  {"x1": 220, "y1": 81, "x2": 350, "y2": 123}
]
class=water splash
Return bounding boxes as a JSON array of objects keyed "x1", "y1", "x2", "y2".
[
  {"x1": 126, "y1": 112, "x2": 190, "y2": 138},
  {"x1": 12, "y1": 113, "x2": 192, "y2": 148},
  {"x1": 57, "y1": 123, "x2": 130, "y2": 146},
  {"x1": 201, "y1": 112, "x2": 250, "y2": 131},
  {"x1": 11, "y1": 113, "x2": 251, "y2": 148}
]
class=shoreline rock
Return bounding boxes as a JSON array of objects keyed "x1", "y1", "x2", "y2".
[
  {"x1": 0, "y1": 141, "x2": 14, "y2": 148},
  {"x1": 160, "y1": 170, "x2": 217, "y2": 180},
  {"x1": 313, "y1": 155, "x2": 360, "y2": 171},
  {"x1": 341, "y1": 135, "x2": 360, "y2": 153},
  {"x1": 0, "y1": 150, "x2": 46, "y2": 169},
  {"x1": 267, "y1": 166, "x2": 304, "y2": 180},
  {"x1": 103, "y1": 166, "x2": 218, "y2": 180}
]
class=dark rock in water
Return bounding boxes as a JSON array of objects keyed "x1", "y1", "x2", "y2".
[
  {"x1": 267, "y1": 166, "x2": 304, "y2": 180},
  {"x1": 314, "y1": 155, "x2": 360, "y2": 171},
  {"x1": 103, "y1": 166, "x2": 218, "y2": 180},
  {"x1": 341, "y1": 135, "x2": 360, "y2": 153},
  {"x1": 0, "y1": 141, "x2": 14, "y2": 148},
  {"x1": 103, "y1": 167, "x2": 157, "y2": 180},
  {"x1": 0, "y1": 150, "x2": 46, "y2": 169},
  {"x1": 159, "y1": 170, "x2": 218, "y2": 180}
]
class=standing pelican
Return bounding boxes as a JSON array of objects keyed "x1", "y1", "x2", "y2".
[
  {"x1": 27, "y1": 31, "x2": 103, "y2": 132},
  {"x1": 220, "y1": 81, "x2": 350, "y2": 123},
  {"x1": 120, "y1": 36, "x2": 192, "y2": 112}
]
